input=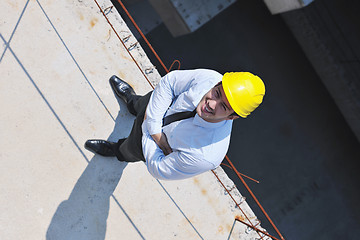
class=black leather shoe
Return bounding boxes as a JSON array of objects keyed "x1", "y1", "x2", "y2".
[
  {"x1": 109, "y1": 75, "x2": 136, "y2": 104},
  {"x1": 84, "y1": 139, "x2": 116, "y2": 157}
]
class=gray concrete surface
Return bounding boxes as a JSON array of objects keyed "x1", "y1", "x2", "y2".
[
  {"x1": 148, "y1": 0, "x2": 236, "y2": 37},
  {"x1": 282, "y1": 0, "x2": 360, "y2": 146},
  {"x1": 0, "y1": 0, "x2": 268, "y2": 239},
  {"x1": 263, "y1": 0, "x2": 314, "y2": 14}
]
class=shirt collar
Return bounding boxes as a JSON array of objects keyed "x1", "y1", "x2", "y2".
[{"x1": 192, "y1": 114, "x2": 228, "y2": 128}]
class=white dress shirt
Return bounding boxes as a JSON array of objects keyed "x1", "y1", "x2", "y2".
[{"x1": 142, "y1": 69, "x2": 233, "y2": 180}]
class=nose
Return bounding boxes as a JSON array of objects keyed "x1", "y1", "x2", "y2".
[{"x1": 208, "y1": 99, "x2": 216, "y2": 111}]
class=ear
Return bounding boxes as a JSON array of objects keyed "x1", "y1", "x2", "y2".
[{"x1": 226, "y1": 115, "x2": 240, "y2": 120}]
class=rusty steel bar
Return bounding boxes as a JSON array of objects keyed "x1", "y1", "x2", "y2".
[
  {"x1": 93, "y1": 0, "x2": 155, "y2": 89},
  {"x1": 168, "y1": 59, "x2": 181, "y2": 71},
  {"x1": 235, "y1": 217, "x2": 280, "y2": 240},
  {"x1": 225, "y1": 156, "x2": 285, "y2": 240},
  {"x1": 211, "y1": 170, "x2": 264, "y2": 240},
  {"x1": 221, "y1": 162, "x2": 260, "y2": 183},
  {"x1": 115, "y1": 0, "x2": 170, "y2": 73}
]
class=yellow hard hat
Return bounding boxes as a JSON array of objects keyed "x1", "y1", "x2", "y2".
[{"x1": 222, "y1": 72, "x2": 265, "y2": 118}]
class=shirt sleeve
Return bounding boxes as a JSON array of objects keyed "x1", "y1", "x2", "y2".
[
  {"x1": 145, "y1": 70, "x2": 195, "y2": 135},
  {"x1": 141, "y1": 130, "x2": 215, "y2": 180}
]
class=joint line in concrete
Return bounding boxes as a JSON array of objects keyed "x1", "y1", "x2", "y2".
[
  {"x1": 0, "y1": 0, "x2": 30, "y2": 63},
  {"x1": 156, "y1": 179, "x2": 204, "y2": 240},
  {"x1": 0, "y1": 34, "x2": 90, "y2": 164},
  {"x1": 1, "y1": 35, "x2": 146, "y2": 238},
  {"x1": 35, "y1": 0, "x2": 116, "y2": 122},
  {"x1": 227, "y1": 219, "x2": 236, "y2": 240},
  {"x1": 111, "y1": 194, "x2": 146, "y2": 239}
]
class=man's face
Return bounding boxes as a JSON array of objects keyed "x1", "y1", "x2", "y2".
[{"x1": 196, "y1": 83, "x2": 239, "y2": 123}]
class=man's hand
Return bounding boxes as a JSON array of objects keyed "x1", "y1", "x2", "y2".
[{"x1": 151, "y1": 132, "x2": 173, "y2": 156}]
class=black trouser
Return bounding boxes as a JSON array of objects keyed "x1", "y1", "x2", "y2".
[{"x1": 112, "y1": 91, "x2": 152, "y2": 162}]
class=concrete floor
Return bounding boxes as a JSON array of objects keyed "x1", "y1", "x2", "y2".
[
  {"x1": 0, "y1": 1, "x2": 266, "y2": 239},
  {"x1": 129, "y1": 0, "x2": 360, "y2": 239}
]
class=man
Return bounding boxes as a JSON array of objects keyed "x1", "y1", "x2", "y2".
[{"x1": 85, "y1": 69, "x2": 265, "y2": 180}]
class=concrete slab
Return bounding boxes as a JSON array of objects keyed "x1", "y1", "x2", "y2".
[
  {"x1": 148, "y1": 0, "x2": 236, "y2": 37},
  {"x1": 0, "y1": 0, "x2": 266, "y2": 239},
  {"x1": 263, "y1": 0, "x2": 314, "y2": 14},
  {"x1": 0, "y1": 1, "x2": 29, "y2": 40},
  {"x1": 170, "y1": 0, "x2": 236, "y2": 32}
]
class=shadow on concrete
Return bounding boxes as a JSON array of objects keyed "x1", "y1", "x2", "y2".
[
  {"x1": 45, "y1": 157, "x2": 126, "y2": 240},
  {"x1": 46, "y1": 108, "x2": 140, "y2": 240}
]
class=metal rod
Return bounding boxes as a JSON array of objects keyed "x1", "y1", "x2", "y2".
[
  {"x1": 235, "y1": 217, "x2": 280, "y2": 240},
  {"x1": 93, "y1": 0, "x2": 154, "y2": 88},
  {"x1": 115, "y1": 0, "x2": 169, "y2": 73},
  {"x1": 212, "y1": 170, "x2": 264, "y2": 239},
  {"x1": 225, "y1": 156, "x2": 285, "y2": 240},
  {"x1": 221, "y1": 162, "x2": 260, "y2": 183}
]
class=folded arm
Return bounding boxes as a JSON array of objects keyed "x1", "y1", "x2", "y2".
[
  {"x1": 145, "y1": 70, "x2": 195, "y2": 154},
  {"x1": 145, "y1": 70, "x2": 195, "y2": 136},
  {"x1": 142, "y1": 130, "x2": 214, "y2": 180},
  {"x1": 150, "y1": 132, "x2": 172, "y2": 156}
]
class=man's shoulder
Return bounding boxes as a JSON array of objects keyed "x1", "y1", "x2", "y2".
[
  {"x1": 186, "y1": 69, "x2": 223, "y2": 88},
  {"x1": 193, "y1": 68, "x2": 223, "y2": 77},
  {"x1": 171, "y1": 69, "x2": 222, "y2": 77}
]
